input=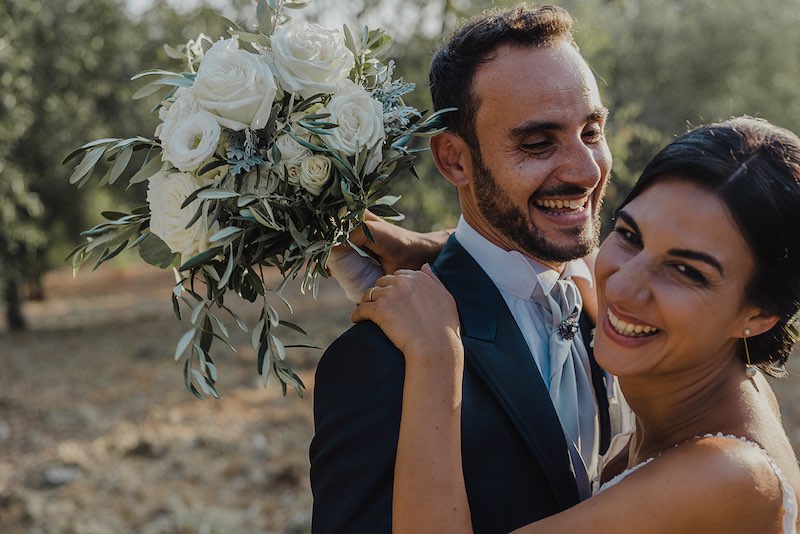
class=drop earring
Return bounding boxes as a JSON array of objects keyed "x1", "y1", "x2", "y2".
[{"x1": 743, "y1": 328, "x2": 757, "y2": 379}]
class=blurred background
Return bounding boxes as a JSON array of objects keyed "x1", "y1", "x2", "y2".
[{"x1": 2, "y1": 0, "x2": 799, "y2": 531}]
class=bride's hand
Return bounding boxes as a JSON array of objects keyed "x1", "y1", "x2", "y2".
[{"x1": 351, "y1": 264, "x2": 463, "y2": 369}]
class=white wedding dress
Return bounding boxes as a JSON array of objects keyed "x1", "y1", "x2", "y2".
[{"x1": 594, "y1": 432, "x2": 798, "y2": 533}]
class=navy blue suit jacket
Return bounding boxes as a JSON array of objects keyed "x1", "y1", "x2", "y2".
[{"x1": 310, "y1": 237, "x2": 611, "y2": 533}]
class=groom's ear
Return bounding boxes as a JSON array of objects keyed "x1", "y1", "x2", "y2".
[{"x1": 431, "y1": 132, "x2": 473, "y2": 188}]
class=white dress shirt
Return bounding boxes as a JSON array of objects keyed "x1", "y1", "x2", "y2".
[{"x1": 454, "y1": 216, "x2": 593, "y2": 387}]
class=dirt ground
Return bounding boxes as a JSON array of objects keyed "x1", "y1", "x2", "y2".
[
  {"x1": 0, "y1": 264, "x2": 352, "y2": 533},
  {"x1": 1, "y1": 264, "x2": 799, "y2": 533}
]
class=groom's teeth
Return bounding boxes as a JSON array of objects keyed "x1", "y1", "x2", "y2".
[
  {"x1": 536, "y1": 198, "x2": 587, "y2": 210},
  {"x1": 607, "y1": 310, "x2": 659, "y2": 337}
]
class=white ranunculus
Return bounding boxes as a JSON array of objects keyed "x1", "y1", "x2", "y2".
[
  {"x1": 147, "y1": 170, "x2": 220, "y2": 260},
  {"x1": 268, "y1": 21, "x2": 355, "y2": 99},
  {"x1": 193, "y1": 38, "x2": 277, "y2": 131},
  {"x1": 323, "y1": 81, "x2": 385, "y2": 173},
  {"x1": 161, "y1": 111, "x2": 221, "y2": 172},
  {"x1": 299, "y1": 155, "x2": 331, "y2": 195}
]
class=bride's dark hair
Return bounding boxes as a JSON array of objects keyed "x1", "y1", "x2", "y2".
[{"x1": 619, "y1": 116, "x2": 800, "y2": 377}]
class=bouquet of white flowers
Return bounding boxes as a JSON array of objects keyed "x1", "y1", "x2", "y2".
[{"x1": 64, "y1": 0, "x2": 448, "y2": 399}]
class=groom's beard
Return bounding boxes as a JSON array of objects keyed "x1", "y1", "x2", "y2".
[{"x1": 472, "y1": 151, "x2": 602, "y2": 263}]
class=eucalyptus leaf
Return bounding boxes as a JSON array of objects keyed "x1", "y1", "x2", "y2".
[
  {"x1": 175, "y1": 329, "x2": 196, "y2": 361},
  {"x1": 272, "y1": 335, "x2": 286, "y2": 361},
  {"x1": 131, "y1": 69, "x2": 182, "y2": 80},
  {"x1": 218, "y1": 246, "x2": 236, "y2": 290},
  {"x1": 178, "y1": 246, "x2": 223, "y2": 271},
  {"x1": 209, "y1": 226, "x2": 243, "y2": 242},
  {"x1": 128, "y1": 154, "x2": 164, "y2": 186},
  {"x1": 279, "y1": 320, "x2": 308, "y2": 336},
  {"x1": 197, "y1": 190, "x2": 240, "y2": 200},
  {"x1": 69, "y1": 147, "x2": 105, "y2": 185},
  {"x1": 190, "y1": 300, "x2": 205, "y2": 325},
  {"x1": 138, "y1": 233, "x2": 178, "y2": 268},
  {"x1": 132, "y1": 83, "x2": 165, "y2": 100},
  {"x1": 80, "y1": 138, "x2": 120, "y2": 150},
  {"x1": 101, "y1": 146, "x2": 133, "y2": 186}
]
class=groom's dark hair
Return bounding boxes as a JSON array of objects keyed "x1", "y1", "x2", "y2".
[{"x1": 429, "y1": 4, "x2": 577, "y2": 151}]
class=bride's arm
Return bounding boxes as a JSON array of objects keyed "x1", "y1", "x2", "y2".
[{"x1": 351, "y1": 266, "x2": 473, "y2": 533}]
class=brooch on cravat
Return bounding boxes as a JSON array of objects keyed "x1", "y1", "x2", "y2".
[{"x1": 558, "y1": 314, "x2": 580, "y2": 340}]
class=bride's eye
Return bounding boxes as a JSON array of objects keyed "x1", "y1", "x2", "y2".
[
  {"x1": 613, "y1": 226, "x2": 642, "y2": 248},
  {"x1": 674, "y1": 263, "x2": 708, "y2": 285}
]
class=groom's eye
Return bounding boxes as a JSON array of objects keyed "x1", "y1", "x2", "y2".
[
  {"x1": 582, "y1": 124, "x2": 604, "y2": 143},
  {"x1": 521, "y1": 140, "x2": 553, "y2": 154}
]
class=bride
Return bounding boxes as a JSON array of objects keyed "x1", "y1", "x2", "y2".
[{"x1": 350, "y1": 117, "x2": 800, "y2": 533}]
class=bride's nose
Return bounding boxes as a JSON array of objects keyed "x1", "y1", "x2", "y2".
[{"x1": 604, "y1": 253, "x2": 652, "y2": 309}]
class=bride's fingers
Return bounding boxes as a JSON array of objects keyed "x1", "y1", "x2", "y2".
[
  {"x1": 352, "y1": 298, "x2": 385, "y2": 324},
  {"x1": 358, "y1": 285, "x2": 384, "y2": 305}
]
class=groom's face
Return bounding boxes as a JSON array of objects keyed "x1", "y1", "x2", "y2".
[{"x1": 464, "y1": 41, "x2": 611, "y2": 266}]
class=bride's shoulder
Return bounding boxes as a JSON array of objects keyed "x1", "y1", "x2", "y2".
[
  {"x1": 651, "y1": 434, "x2": 786, "y2": 521},
  {"x1": 660, "y1": 434, "x2": 781, "y2": 490},
  {"x1": 601, "y1": 434, "x2": 785, "y2": 531}
]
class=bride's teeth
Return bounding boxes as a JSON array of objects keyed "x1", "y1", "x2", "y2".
[{"x1": 607, "y1": 310, "x2": 659, "y2": 337}]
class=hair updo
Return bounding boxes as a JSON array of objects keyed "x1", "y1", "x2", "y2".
[{"x1": 619, "y1": 116, "x2": 800, "y2": 377}]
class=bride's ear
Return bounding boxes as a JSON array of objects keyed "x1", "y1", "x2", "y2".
[
  {"x1": 431, "y1": 132, "x2": 473, "y2": 188},
  {"x1": 739, "y1": 308, "x2": 781, "y2": 338}
]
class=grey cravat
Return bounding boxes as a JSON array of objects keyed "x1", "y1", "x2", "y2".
[{"x1": 542, "y1": 278, "x2": 599, "y2": 499}]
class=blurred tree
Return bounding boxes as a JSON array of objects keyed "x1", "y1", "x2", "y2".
[
  {"x1": 0, "y1": 171, "x2": 44, "y2": 330},
  {"x1": 0, "y1": 0, "x2": 242, "y2": 328}
]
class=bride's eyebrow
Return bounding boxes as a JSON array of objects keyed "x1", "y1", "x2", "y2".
[
  {"x1": 615, "y1": 210, "x2": 639, "y2": 232},
  {"x1": 617, "y1": 209, "x2": 724, "y2": 275},
  {"x1": 667, "y1": 248, "x2": 724, "y2": 275}
]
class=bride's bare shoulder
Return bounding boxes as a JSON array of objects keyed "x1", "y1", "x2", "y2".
[
  {"x1": 517, "y1": 434, "x2": 788, "y2": 534},
  {"x1": 643, "y1": 434, "x2": 786, "y2": 531}
]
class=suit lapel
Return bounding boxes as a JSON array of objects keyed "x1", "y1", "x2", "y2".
[
  {"x1": 581, "y1": 312, "x2": 612, "y2": 454},
  {"x1": 432, "y1": 237, "x2": 580, "y2": 509}
]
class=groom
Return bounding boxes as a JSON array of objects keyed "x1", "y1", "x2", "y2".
[{"x1": 311, "y1": 5, "x2": 615, "y2": 532}]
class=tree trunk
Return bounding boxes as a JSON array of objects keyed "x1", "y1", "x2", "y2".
[{"x1": 4, "y1": 280, "x2": 27, "y2": 331}]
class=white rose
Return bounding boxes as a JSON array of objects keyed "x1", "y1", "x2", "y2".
[
  {"x1": 161, "y1": 111, "x2": 221, "y2": 172},
  {"x1": 299, "y1": 155, "x2": 331, "y2": 195},
  {"x1": 196, "y1": 158, "x2": 229, "y2": 184},
  {"x1": 268, "y1": 21, "x2": 355, "y2": 99},
  {"x1": 286, "y1": 163, "x2": 302, "y2": 186},
  {"x1": 147, "y1": 170, "x2": 220, "y2": 260},
  {"x1": 273, "y1": 133, "x2": 311, "y2": 166},
  {"x1": 156, "y1": 88, "x2": 199, "y2": 140},
  {"x1": 193, "y1": 38, "x2": 277, "y2": 131},
  {"x1": 323, "y1": 81, "x2": 385, "y2": 173}
]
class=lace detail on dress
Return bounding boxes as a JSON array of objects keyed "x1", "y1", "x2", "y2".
[{"x1": 594, "y1": 432, "x2": 797, "y2": 534}]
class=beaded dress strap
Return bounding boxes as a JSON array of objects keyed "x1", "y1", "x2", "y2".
[{"x1": 595, "y1": 433, "x2": 797, "y2": 534}]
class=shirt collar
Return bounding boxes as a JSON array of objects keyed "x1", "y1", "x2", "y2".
[{"x1": 454, "y1": 216, "x2": 593, "y2": 300}]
